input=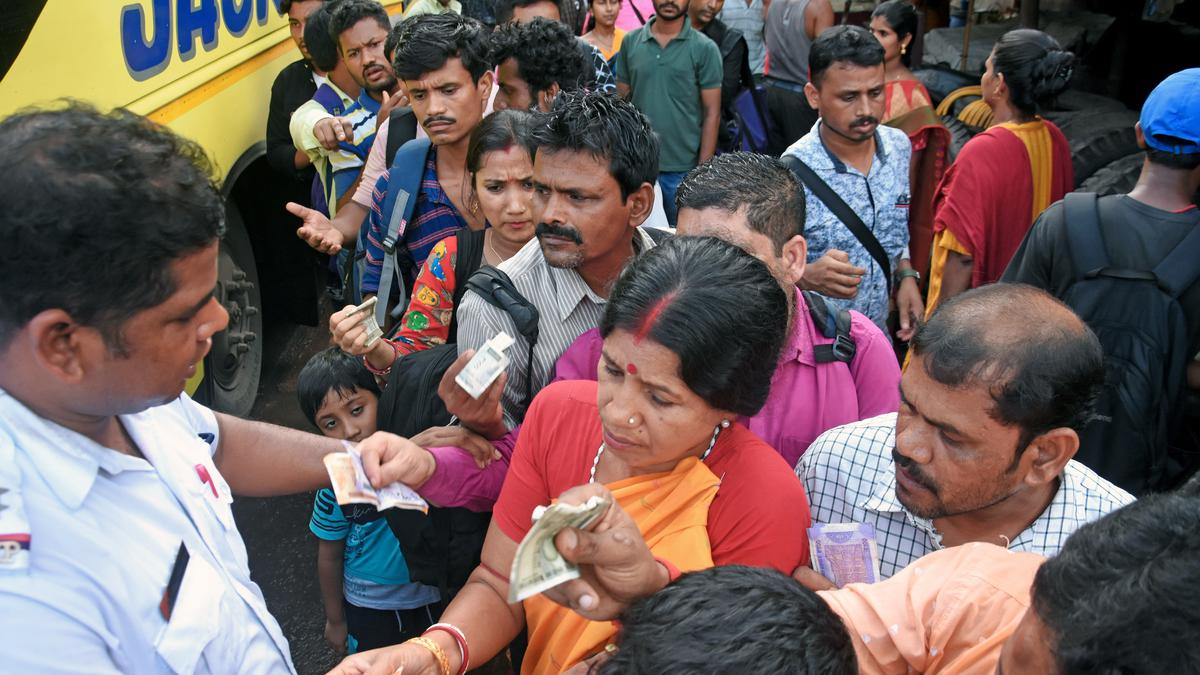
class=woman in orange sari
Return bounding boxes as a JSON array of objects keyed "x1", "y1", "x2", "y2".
[
  {"x1": 923, "y1": 29, "x2": 1075, "y2": 316},
  {"x1": 871, "y1": 1, "x2": 949, "y2": 285},
  {"x1": 330, "y1": 236, "x2": 812, "y2": 675}
]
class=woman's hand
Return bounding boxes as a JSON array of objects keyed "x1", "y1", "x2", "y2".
[
  {"x1": 325, "y1": 642, "x2": 439, "y2": 675},
  {"x1": 541, "y1": 484, "x2": 668, "y2": 622},
  {"x1": 409, "y1": 425, "x2": 502, "y2": 469},
  {"x1": 330, "y1": 303, "x2": 397, "y2": 372}
]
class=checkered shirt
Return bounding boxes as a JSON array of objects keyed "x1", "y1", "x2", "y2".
[{"x1": 797, "y1": 413, "x2": 1135, "y2": 579}]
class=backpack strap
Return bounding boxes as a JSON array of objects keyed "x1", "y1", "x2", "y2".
[
  {"x1": 1063, "y1": 192, "x2": 1110, "y2": 280},
  {"x1": 1152, "y1": 217, "x2": 1200, "y2": 298},
  {"x1": 803, "y1": 290, "x2": 857, "y2": 364},
  {"x1": 642, "y1": 226, "x2": 672, "y2": 245},
  {"x1": 466, "y1": 267, "x2": 541, "y2": 412},
  {"x1": 385, "y1": 107, "x2": 419, "y2": 168},
  {"x1": 374, "y1": 138, "x2": 433, "y2": 327},
  {"x1": 781, "y1": 154, "x2": 892, "y2": 293}
]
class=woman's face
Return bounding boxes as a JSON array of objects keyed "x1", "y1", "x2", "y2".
[
  {"x1": 591, "y1": 0, "x2": 622, "y2": 28},
  {"x1": 869, "y1": 15, "x2": 905, "y2": 65},
  {"x1": 596, "y1": 329, "x2": 732, "y2": 475},
  {"x1": 473, "y1": 145, "x2": 536, "y2": 251}
]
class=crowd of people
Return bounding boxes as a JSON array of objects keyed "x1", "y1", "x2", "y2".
[{"x1": 1, "y1": 0, "x2": 1199, "y2": 673}]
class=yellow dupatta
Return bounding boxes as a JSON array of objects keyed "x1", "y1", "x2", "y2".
[{"x1": 521, "y1": 456, "x2": 721, "y2": 673}]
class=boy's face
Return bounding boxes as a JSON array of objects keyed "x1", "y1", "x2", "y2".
[{"x1": 315, "y1": 387, "x2": 379, "y2": 442}]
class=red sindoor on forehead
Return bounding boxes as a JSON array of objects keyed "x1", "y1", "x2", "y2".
[
  {"x1": 633, "y1": 291, "x2": 679, "y2": 343},
  {"x1": 626, "y1": 363, "x2": 638, "y2": 375}
]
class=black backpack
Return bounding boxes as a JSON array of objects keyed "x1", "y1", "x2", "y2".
[
  {"x1": 1061, "y1": 192, "x2": 1200, "y2": 494},
  {"x1": 375, "y1": 250, "x2": 540, "y2": 605},
  {"x1": 802, "y1": 290, "x2": 857, "y2": 364}
]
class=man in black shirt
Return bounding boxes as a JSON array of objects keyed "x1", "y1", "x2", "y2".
[
  {"x1": 266, "y1": 0, "x2": 328, "y2": 182},
  {"x1": 689, "y1": 0, "x2": 751, "y2": 151}
]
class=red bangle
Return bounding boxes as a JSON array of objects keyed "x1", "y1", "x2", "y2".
[
  {"x1": 362, "y1": 339, "x2": 398, "y2": 376},
  {"x1": 654, "y1": 556, "x2": 682, "y2": 584},
  {"x1": 423, "y1": 623, "x2": 469, "y2": 675}
]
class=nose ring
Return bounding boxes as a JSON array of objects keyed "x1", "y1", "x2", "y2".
[{"x1": 628, "y1": 416, "x2": 636, "y2": 425}]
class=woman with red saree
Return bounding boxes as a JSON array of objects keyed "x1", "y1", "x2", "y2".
[
  {"x1": 871, "y1": 1, "x2": 950, "y2": 285},
  {"x1": 329, "y1": 236, "x2": 812, "y2": 675},
  {"x1": 923, "y1": 29, "x2": 1075, "y2": 316}
]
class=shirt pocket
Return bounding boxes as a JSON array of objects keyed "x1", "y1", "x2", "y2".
[{"x1": 155, "y1": 553, "x2": 225, "y2": 674}]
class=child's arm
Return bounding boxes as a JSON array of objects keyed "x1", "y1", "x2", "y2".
[{"x1": 317, "y1": 538, "x2": 349, "y2": 656}]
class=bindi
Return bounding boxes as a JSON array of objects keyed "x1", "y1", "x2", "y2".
[{"x1": 626, "y1": 363, "x2": 638, "y2": 375}]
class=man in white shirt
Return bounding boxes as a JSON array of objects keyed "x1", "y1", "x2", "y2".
[
  {"x1": 0, "y1": 104, "x2": 424, "y2": 673},
  {"x1": 798, "y1": 284, "x2": 1133, "y2": 580}
]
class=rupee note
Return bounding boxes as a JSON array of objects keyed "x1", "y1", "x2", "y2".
[
  {"x1": 508, "y1": 496, "x2": 611, "y2": 603},
  {"x1": 455, "y1": 332, "x2": 514, "y2": 399},
  {"x1": 323, "y1": 441, "x2": 429, "y2": 514},
  {"x1": 808, "y1": 522, "x2": 881, "y2": 587},
  {"x1": 347, "y1": 296, "x2": 384, "y2": 349}
]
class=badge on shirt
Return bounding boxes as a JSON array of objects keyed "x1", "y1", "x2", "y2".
[{"x1": 0, "y1": 487, "x2": 31, "y2": 572}]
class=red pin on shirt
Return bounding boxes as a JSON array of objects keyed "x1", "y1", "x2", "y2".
[{"x1": 194, "y1": 464, "x2": 218, "y2": 499}]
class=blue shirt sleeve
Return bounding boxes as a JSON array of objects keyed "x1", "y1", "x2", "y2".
[{"x1": 309, "y1": 488, "x2": 349, "y2": 541}]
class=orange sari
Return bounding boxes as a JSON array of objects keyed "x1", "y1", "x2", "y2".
[
  {"x1": 883, "y1": 79, "x2": 950, "y2": 285},
  {"x1": 521, "y1": 457, "x2": 720, "y2": 673}
]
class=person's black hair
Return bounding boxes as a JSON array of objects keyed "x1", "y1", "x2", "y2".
[
  {"x1": 467, "y1": 109, "x2": 538, "y2": 178},
  {"x1": 496, "y1": 0, "x2": 562, "y2": 24},
  {"x1": 1032, "y1": 493, "x2": 1200, "y2": 674},
  {"x1": 531, "y1": 90, "x2": 659, "y2": 200},
  {"x1": 0, "y1": 103, "x2": 223, "y2": 352},
  {"x1": 304, "y1": 3, "x2": 340, "y2": 72},
  {"x1": 297, "y1": 347, "x2": 382, "y2": 428},
  {"x1": 390, "y1": 13, "x2": 493, "y2": 83},
  {"x1": 1146, "y1": 143, "x2": 1200, "y2": 171},
  {"x1": 598, "y1": 565, "x2": 857, "y2": 675},
  {"x1": 990, "y1": 28, "x2": 1073, "y2": 118},
  {"x1": 871, "y1": 0, "x2": 918, "y2": 67},
  {"x1": 675, "y1": 152, "x2": 805, "y2": 253},
  {"x1": 599, "y1": 237, "x2": 788, "y2": 416},
  {"x1": 329, "y1": 0, "x2": 391, "y2": 51},
  {"x1": 281, "y1": 0, "x2": 328, "y2": 14},
  {"x1": 909, "y1": 283, "x2": 1104, "y2": 455},
  {"x1": 809, "y1": 25, "x2": 885, "y2": 87},
  {"x1": 491, "y1": 18, "x2": 589, "y2": 100}
]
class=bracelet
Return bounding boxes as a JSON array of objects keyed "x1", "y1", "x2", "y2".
[
  {"x1": 405, "y1": 636, "x2": 450, "y2": 675},
  {"x1": 894, "y1": 268, "x2": 921, "y2": 284},
  {"x1": 424, "y1": 623, "x2": 469, "y2": 675},
  {"x1": 362, "y1": 339, "x2": 398, "y2": 376},
  {"x1": 654, "y1": 556, "x2": 682, "y2": 584}
]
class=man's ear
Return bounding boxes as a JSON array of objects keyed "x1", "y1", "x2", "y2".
[
  {"x1": 625, "y1": 182, "x2": 656, "y2": 228},
  {"x1": 1021, "y1": 427, "x2": 1078, "y2": 487},
  {"x1": 779, "y1": 234, "x2": 808, "y2": 287},
  {"x1": 1134, "y1": 121, "x2": 1147, "y2": 150},
  {"x1": 537, "y1": 82, "x2": 561, "y2": 113},
  {"x1": 804, "y1": 81, "x2": 820, "y2": 111},
  {"x1": 25, "y1": 309, "x2": 96, "y2": 384},
  {"x1": 477, "y1": 70, "x2": 495, "y2": 100}
]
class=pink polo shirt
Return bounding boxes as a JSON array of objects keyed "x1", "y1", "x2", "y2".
[{"x1": 417, "y1": 289, "x2": 900, "y2": 508}]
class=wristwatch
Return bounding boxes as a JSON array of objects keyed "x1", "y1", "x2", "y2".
[{"x1": 895, "y1": 268, "x2": 921, "y2": 284}]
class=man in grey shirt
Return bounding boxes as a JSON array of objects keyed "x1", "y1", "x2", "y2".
[
  {"x1": 764, "y1": 0, "x2": 832, "y2": 154},
  {"x1": 443, "y1": 91, "x2": 661, "y2": 436}
]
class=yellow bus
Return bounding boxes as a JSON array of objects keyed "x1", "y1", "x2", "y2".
[{"x1": 0, "y1": 0, "x2": 402, "y2": 415}]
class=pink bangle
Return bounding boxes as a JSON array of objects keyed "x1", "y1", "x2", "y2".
[
  {"x1": 424, "y1": 623, "x2": 469, "y2": 675},
  {"x1": 362, "y1": 339, "x2": 398, "y2": 376},
  {"x1": 654, "y1": 556, "x2": 682, "y2": 584}
]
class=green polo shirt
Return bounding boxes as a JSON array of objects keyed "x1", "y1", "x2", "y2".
[{"x1": 615, "y1": 17, "x2": 722, "y2": 173}]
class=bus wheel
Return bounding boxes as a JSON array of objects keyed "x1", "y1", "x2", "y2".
[{"x1": 208, "y1": 204, "x2": 263, "y2": 416}]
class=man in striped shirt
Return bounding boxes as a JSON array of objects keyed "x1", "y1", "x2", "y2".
[{"x1": 444, "y1": 91, "x2": 662, "y2": 435}]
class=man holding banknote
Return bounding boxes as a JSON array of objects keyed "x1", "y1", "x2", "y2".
[
  {"x1": 797, "y1": 284, "x2": 1133, "y2": 581},
  {"x1": 0, "y1": 105, "x2": 439, "y2": 674}
]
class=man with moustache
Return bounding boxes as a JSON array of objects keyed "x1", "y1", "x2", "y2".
[
  {"x1": 615, "y1": 0, "x2": 722, "y2": 226},
  {"x1": 290, "y1": 13, "x2": 494, "y2": 304},
  {"x1": 797, "y1": 284, "x2": 1133, "y2": 581},
  {"x1": 783, "y1": 25, "x2": 923, "y2": 339}
]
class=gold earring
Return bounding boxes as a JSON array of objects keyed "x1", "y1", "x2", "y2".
[{"x1": 901, "y1": 44, "x2": 907, "y2": 55}]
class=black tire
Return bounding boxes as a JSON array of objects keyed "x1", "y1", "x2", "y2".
[
  {"x1": 1052, "y1": 90, "x2": 1129, "y2": 114},
  {"x1": 205, "y1": 203, "x2": 263, "y2": 416},
  {"x1": 1079, "y1": 152, "x2": 1144, "y2": 196},
  {"x1": 1050, "y1": 110, "x2": 1140, "y2": 186},
  {"x1": 942, "y1": 114, "x2": 976, "y2": 163}
]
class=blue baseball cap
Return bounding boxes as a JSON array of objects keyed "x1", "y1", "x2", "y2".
[{"x1": 1140, "y1": 68, "x2": 1200, "y2": 155}]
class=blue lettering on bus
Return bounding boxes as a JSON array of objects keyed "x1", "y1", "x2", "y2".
[{"x1": 121, "y1": 0, "x2": 285, "y2": 81}]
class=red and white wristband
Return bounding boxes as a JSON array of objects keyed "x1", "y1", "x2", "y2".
[{"x1": 423, "y1": 623, "x2": 469, "y2": 675}]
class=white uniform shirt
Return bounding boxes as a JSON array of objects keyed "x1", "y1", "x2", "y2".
[{"x1": 0, "y1": 388, "x2": 295, "y2": 674}]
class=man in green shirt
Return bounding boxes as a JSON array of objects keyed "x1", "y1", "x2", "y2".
[{"x1": 615, "y1": 0, "x2": 722, "y2": 226}]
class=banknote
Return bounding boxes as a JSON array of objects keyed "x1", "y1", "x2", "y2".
[
  {"x1": 508, "y1": 496, "x2": 611, "y2": 603},
  {"x1": 455, "y1": 332, "x2": 514, "y2": 399},
  {"x1": 347, "y1": 296, "x2": 384, "y2": 349},
  {"x1": 323, "y1": 442, "x2": 429, "y2": 514},
  {"x1": 808, "y1": 522, "x2": 881, "y2": 587}
]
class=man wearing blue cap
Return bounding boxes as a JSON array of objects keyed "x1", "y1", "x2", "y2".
[{"x1": 1004, "y1": 68, "x2": 1200, "y2": 494}]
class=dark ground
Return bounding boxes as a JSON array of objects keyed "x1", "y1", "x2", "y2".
[{"x1": 232, "y1": 302, "x2": 341, "y2": 675}]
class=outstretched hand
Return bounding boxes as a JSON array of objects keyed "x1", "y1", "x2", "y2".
[{"x1": 287, "y1": 201, "x2": 344, "y2": 254}]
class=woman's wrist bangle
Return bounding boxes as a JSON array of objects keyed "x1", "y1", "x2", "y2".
[
  {"x1": 654, "y1": 556, "x2": 681, "y2": 584},
  {"x1": 424, "y1": 623, "x2": 469, "y2": 675},
  {"x1": 363, "y1": 339, "x2": 398, "y2": 376},
  {"x1": 405, "y1": 636, "x2": 450, "y2": 675}
]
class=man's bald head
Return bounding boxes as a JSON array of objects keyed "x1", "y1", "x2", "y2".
[{"x1": 910, "y1": 284, "x2": 1104, "y2": 447}]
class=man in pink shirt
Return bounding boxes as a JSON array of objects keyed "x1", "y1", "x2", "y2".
[{"x1": 362, "y1": 152, "x2": 899, "y2": 510}]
